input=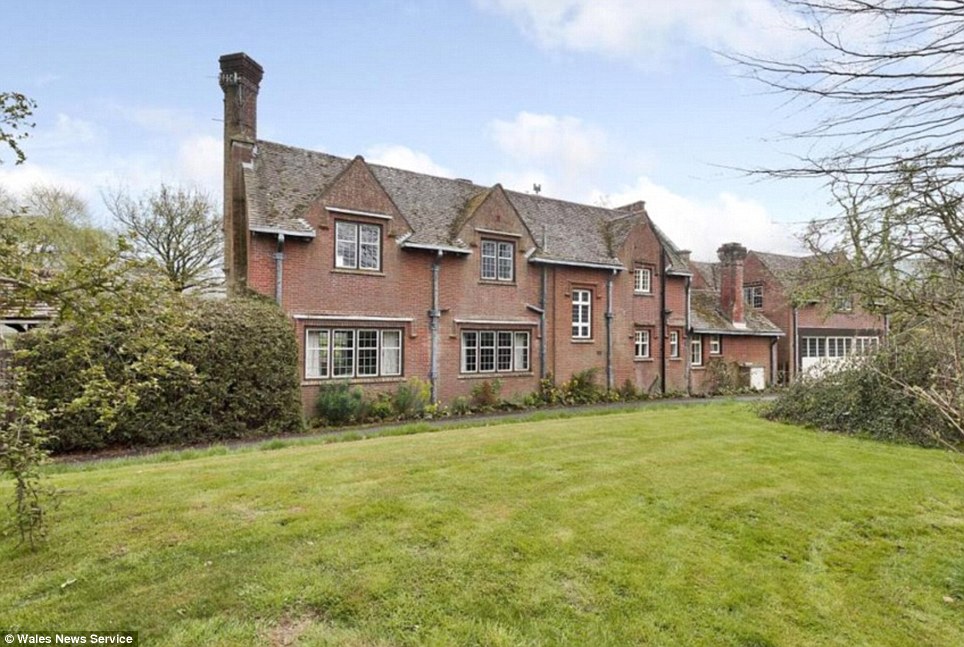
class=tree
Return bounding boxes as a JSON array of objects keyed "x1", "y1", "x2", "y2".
[
  {"x1": 732, "y1": 1, "x2": 964, "y2": 442},
  {"x1": 104, "y1": 185, "x2": 223, "y2": 293},
  {"x1": 0, "y1": 92, "x2": 36, "y2": 165}
]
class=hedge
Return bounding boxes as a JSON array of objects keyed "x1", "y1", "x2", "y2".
[{"x1": 16, "y1": 295, "x2": 303, "y2": 452}]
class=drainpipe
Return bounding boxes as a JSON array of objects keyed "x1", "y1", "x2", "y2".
[
  {"x1": 659, "y1": 246, "x2": 668, "y2": 394},
  {"x1": 273, "y1": 233, "x2": 285, "y2": 305},
  {"x1": 540, "y1": 265, "x2": 548, "y2": 379},
  {"x1": 684, "y1": 274, "x2": 691, "y2": 394},
  {"x1": 791, "y1": 306, "x2": 799, "y2": 382},
  {"x1": 429, "y1": 251, "x2": 442, "y2": 403},
  {"x1": 605, "y1": 268, "x2": 615, "y2": 391}
]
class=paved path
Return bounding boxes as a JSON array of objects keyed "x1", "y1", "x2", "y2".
[{"x1": 54, "y1": 393, "x2": 777, "y2": 464}]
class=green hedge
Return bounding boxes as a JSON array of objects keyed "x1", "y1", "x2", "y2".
[
  {"x1": 16, "y1": 296, "x2": 303, "y2": 452},
  {"x1": 760, "y1": 340, "x2": 953, "y2": 447}
]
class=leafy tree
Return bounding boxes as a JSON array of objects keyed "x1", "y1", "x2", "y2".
[
  {"x1": 0, "y1": 92, "x2": 36, "y2": 165},
  {"x1": 104, "y1": 184, "x2": 223, "y2": 293}
]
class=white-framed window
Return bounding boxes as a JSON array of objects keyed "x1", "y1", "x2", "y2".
[
  {"x1": 305, "y1": 328, "x2": 402, "y2": 379},
  {"x1": 669, "y1": 331, "x2": 680, "y2": 358},
  {"x1": 305, "y1": 329, "x2": 330, "y2": 378},
  {"x1": 709, "y1": 334, "x2": 722, "y2": 355},
  {"x1": 634, "y1": 267, "x2": 652, "y2": 294},
  {"x1": 634, "y1": 330, "x2": 651, "y2": 359},
  {"x1": 572, "y1": 289, "x2": 592, "y2": 339},
  {"x1": 691, "y1": 336, "x2": 703, "y2": 366},
  {"x1": 743, "y1": 285, "x2": 763, "y2": 309},
  {"x1": 481, "y1": 239, "x2": 514, "y2": 281},
  {"x1": 461, "y1": 330, "x2": 530, "y2": 373},
  {"x1": 832, "y1": 288, "x2": 854, "y2": 312},
  {"x1": 335, "y1": 221, "x2": 381, "y2": 271},
  {"x1": 802, "y1": 335, "x2": 878, "y2": 359}
]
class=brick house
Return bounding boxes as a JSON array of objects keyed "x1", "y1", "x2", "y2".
[
  {"x1": 218, "y1": 53, "x2": 783, "y2": 412},
  {"x1": 687, "y1": 244, "x2": 784, "y2": 392},
  {"x1": 742, "y1": 250, "x2": 886, "y2": 381}
]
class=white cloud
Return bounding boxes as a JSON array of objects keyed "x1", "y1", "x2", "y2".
[
  {"x1": 477, "y1": 0, "x2": 803, "y2": 64},
  {"x1": 591, "y1": 176, "x2": 802, "y2": 259},
  {"x1": 111, "y1": 104, "x2": 200, "y2": 135},
  {"x1": 491, "y1": 111, "x2": 605, "y2": 171},
  {"x1": 365, "y1": 144, "x2": 452, "y2": 177},
  {"x1": 178, "y1": 135, "x2": 222, "y2": 197}
]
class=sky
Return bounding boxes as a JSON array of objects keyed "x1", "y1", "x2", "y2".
[{"x1": 2, "y1": 0, "x2": 837, "y2": 260}]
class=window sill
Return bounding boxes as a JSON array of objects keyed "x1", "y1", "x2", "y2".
[
  {"x1": 458, "y1": 372, "x2": 534, "y2": 380},
  {"x1": 478, "y1": 279, "x2": 517, "y2": 286},
  {"x1": 571, "y1": 338, "x2": 595, "y2": 344},
  {"x1": 302, "y1": 376, "x2": 405, "y2": 386},
  {"x1": 331, "y1": 268, "x2": 386, "y2": 277},
  {"x1": 634, "y1": 357, "x2": 654, "y2": 363},
  {"x1": 691, "y1": 366, "x2": 705, "y2": 371},
  {"x1": 633, "y1": 292, "x2": 654, "y2": 297},
  {"x1": 669, "y1": 357, "x2": 682, "y2": 361}
]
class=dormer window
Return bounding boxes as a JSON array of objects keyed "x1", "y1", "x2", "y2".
[
  {"x1": 481, "y1": 239, "x2": 514, "y2": 281},
  {"x1": 743, "y1": 284, "x2": 763, "y2": 309},
  {"x1": 335, "y1": 221, "x2": 381, "y2": 271}
]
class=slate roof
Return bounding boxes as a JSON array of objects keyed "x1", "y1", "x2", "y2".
[
  {"x1": 690, "y1": 289, "x2": 783, "y2": 336},
  {"x1": 690, "y1": 261, "x2": 720, "y2": 291},
  {"x1": 245, "y1": 139, "x2": 685, "y2": 269},
  {"x1": 243, "y1": 141, "x2": 349, "y2": 236},
  {"x1": 751, "y1": 250, "x2": 810, "y2": 284}
]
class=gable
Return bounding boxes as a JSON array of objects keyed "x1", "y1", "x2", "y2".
[
  {"x1": 307, "y1": 156, "x2": 411, "y2": 238},
  {"x1": 453, "y1": 184, "x2": 536, "y2": 252}
]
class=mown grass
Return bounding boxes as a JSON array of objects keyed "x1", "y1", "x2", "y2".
[{"x1": 2, "y1": 402, "x2": 962, "y2": 646}]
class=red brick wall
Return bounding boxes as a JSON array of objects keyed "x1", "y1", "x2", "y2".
[
  {"x1": 245, "y1": 157, "x2": 794, "y2": 414},
  {"x1": 689, "y1": 333, "x2": 773, "y2": 393}
]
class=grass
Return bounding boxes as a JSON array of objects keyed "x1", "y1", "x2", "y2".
[{"x1": 2, "y1": 402, "x2": 962, "y2": 646}]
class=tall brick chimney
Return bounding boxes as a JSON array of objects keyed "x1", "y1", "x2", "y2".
[
  {"x1": 717, "y1": 242, "x2": 748, "y2": 328},
  {"x1": 219, "y1": 52, "x2": 263, "y2": 293}
]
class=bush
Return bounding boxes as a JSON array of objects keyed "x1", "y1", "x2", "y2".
[
  {"x1": 470, "y1": 379, "x2": 502, "y2": 410},
  {"x1": 392, "y1": 378, "x2": 431, "y2": 418},
  {"x1": 560, "y1": 368, "x2": 604, "y2": 404},
  {"x1": 315, "y1": 382, "x2": 366, "y2": 426},
  {"x1": 705, "y1": 358, "x2": 739, "y2": 395},
  {"x1": 760, "y1": 340, "x2": 953, "y2": 447},
  {"x1": 17, "y1": 294, "x2": 304, "y2": 452},
  {"x1": 450, "y1": 396, "x2": 472, "y2": 416}
]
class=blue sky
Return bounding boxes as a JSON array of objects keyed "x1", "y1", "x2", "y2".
[{"x1": 3, "y1": 0, "x2": 832, "y2": 259}]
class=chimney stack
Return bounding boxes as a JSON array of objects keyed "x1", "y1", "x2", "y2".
[
  {"x1": 717, "y1": 242, "x2": 748, "y2": 328},
  {"x1": 219, "y1": 52, "x2": 264, "y2": 293}
]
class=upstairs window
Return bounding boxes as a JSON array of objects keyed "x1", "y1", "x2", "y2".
[
  {"x1": 335, "y1": 221, "x2": 381, "y2": 271},
  {"x1": 634, "y1": 268, "x2": 652, "y2": 294},
  {"x1": 669, "y1": 331, "x2": 680, "y2": 358},
  {"x1": 743, "y1": 285, "x2": 763, "y2": 309},
  {"x1": 481, "y1": 240, "x2": 514, "y2": 281},
  {"x1": 572, "y1": 289, "x2": 592, "y2": 339},
  {"x1": 832, "y1": 288, "x2": 853, "y2": 312}
]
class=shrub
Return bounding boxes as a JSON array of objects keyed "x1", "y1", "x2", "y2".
[
  {"x1": 560, "y1": 368, "x2": 604, "y2": 404},
  {"x1": 392, "y1": 378, "x2": 431, "y2": 418},
  {"x1": 618, "y1": 378, "x2": 639, "y2": 401},
  {"x1": 705, "y1": 358, "x2": 739, "y2": 395},
  {"x1": 470, "y1": 379, "x2": 502, "y2": 410},
  {"x1": 315, "y1": 382, "x2": 366, "y2": 426},
  {"x1": 368, "y1": 394, "x2": 395, "y2": 421},
  {"x1": 17, "y1": 294, "x2": 303, "y2": 452},
  {"x1": 450, "y1": 396, "x2": 472, "y2": 415},
  {"x1": 760, "y1": 340, "x2": 953, "y2": 447}
]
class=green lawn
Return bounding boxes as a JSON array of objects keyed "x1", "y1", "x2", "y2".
[{"x1": 2, "y1": 403, "x2": 962, "y2": 646}]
